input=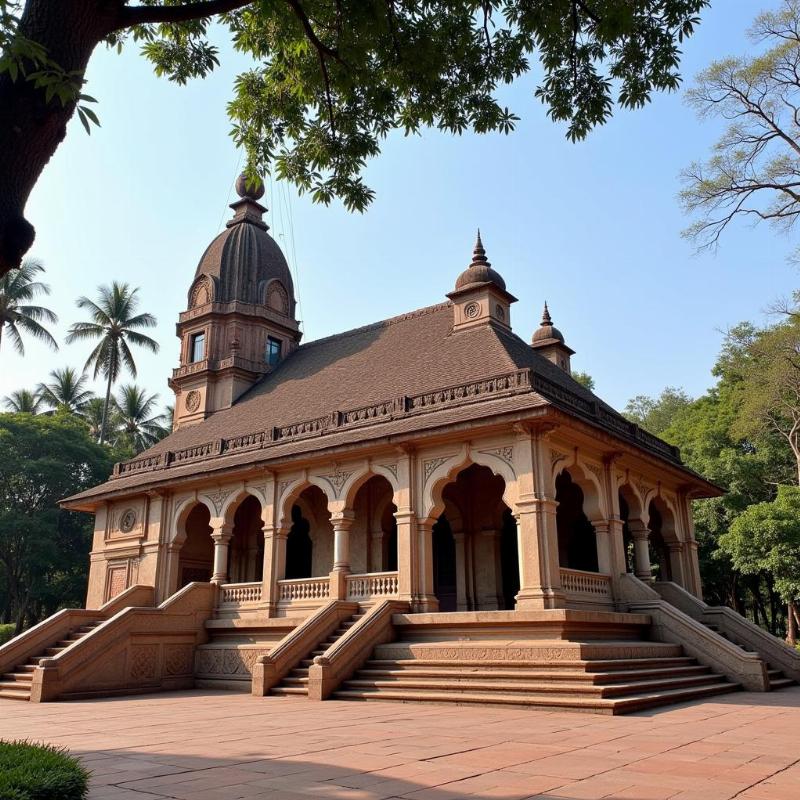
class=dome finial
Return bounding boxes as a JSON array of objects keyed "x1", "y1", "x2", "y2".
[
  {"x1": 235, "y1": 171, "x2": 265, "y2": 201},
  {"x1": 541, "y1": 301, "x2": 553, "y2": 326},
  {"x1": 471, "y1": 229, "x2": 489, "y2": 267}
]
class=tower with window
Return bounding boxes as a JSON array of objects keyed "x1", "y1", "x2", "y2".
[{"x1": 169, "y1": 175, "x2": 302, "y2": 429}]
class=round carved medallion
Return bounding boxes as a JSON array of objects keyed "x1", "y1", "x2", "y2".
[
  {"x1": 464, "y1": 301, "x2": 480, "y2": 319},
  {"x1": 119, "y1": 508, "x2": 137, "y2": 533},
  {"x1": 495, "y1": 304, "x2": 506, "y2": 320},
  {"x1": 185, "y1": 390, "x2": 201, "y2": 413}
]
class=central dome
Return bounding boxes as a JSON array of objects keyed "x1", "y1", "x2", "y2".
[
  {"x1": 454, "y1": 231, "x2": 507, "y2": 292},
  {"x1": 193, "y1": 175, "x2": 295, "y2": 310}
]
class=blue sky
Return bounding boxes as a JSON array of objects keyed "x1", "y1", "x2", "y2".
[{"x1": 4, "y1": 0, "x2": 796, "y2": 415}]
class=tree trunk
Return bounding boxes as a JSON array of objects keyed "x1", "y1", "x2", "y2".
[
  {"x1": 99, "y1": 366, "x2": 113, "y2": 444},
  {"x1": 0, "y1": 0, "x2": 123, "y2": 273},
  {"x1": 787, "y1": 602, "x2": 797, "y2": 646}
]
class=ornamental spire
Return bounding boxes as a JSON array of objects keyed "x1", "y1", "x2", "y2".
[
  {"x1": 541, "y1": 301, "x2": 553, "y2": 326},
  {"x1": 470, "y1": 229, "x2": 490, "y2": 267}
]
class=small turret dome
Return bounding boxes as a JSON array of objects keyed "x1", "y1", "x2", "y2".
[
  {"x1": 532, "y1": 302, "x2": 564, "y2": 344},
  {"x1": 454, "y1": 231, "x2": 507, "y2": 292},
  {"x1": 193, "y1": 173, "x2": 295, "y2": 312}
]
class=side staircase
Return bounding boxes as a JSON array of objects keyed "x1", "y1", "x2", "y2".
[
  {"x1": 701, "y1": 620, "x2": 795, "y2": 690},
  {"x1": 333, "y1": 640, "x2": 739, "y2": 714},
  {"x1": 0, "y1": 621, "x2": 102, "y2": 701},
  {"x1": 271, "y1": 610, "x2": 365, "y2": 697}
]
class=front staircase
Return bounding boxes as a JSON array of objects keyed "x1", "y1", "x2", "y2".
[
  {"x1": 0, "y1": 621, "x2": 102, "y2": 701},
  {"x1": 271, "y1": 611, "x2": 365, "y2": 697},
  {"x1": 333, "y1": 642, "x2": 739, "y2": 714}
]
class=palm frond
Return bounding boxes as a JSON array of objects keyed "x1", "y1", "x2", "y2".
[{"x1": 14, "y1": 315, "x2": 59, "y2": 351}]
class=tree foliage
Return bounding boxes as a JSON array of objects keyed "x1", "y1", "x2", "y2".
[
  {"x1": 624, "y1": 386, "x2": 692, "y2": 435},
  {"x1": 0, "y1": 0, "x2": 708, "y2": 272},
  {"x1": 682, "y1": 0, "x2": 800, "y2": 254},
  {"x1": 0, "y1": 256, "x2": 57, "y2": 353},
  {"x1": 0, "y1": 413, "x2": 113, "y2": 632}
]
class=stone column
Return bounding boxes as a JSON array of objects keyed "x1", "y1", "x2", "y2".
[
  {"x1": 515, "y1": 499, "x2": 566, "y2": 610},
  {"x1": 629, "y1": 522, "x2": 652, "y2": 581},
  {"x1": 593, "y1": 521, "x2": 613, "y2": 575},
  {"x1": 395, "y1": 510, "x2": 416, "y2": 604},
  {"x1": 416, "y1": 519, "x2": 439, "y2": 612},
  {"x1": 479, "y1": 529, "x2": 503, "y2": 610},
  {"x1": 329, "y1": 512, "x2": 354, "y2": 600},
  {"x1": 260, "y1": 526, "x2": 287, "y2": 614},
  {"x1": 210, "y1": 523, "x2": 233, "y2": 584},
  {"x1": 370, "y1": 529, "x2": 385, "y2": 572},
  {"x1": 667, "y1": 542, "x2": 686, "y2": 586},
  {"x1": 453, "y1": 530, "x2": 468, "y2": 611}
]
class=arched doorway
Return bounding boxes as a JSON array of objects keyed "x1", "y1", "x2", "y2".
[
  {"x1": 284, "y1": 485, "x2": 332, "y2": 579},
  {"x1": 177, "y1": 503, "x2": 214, "y2": 587},
  {"x1": 351, "y1": 475, "x2": 397, "y2": 574},
  {"x1": 555, "y1": 470, "x2": 599, "y2": 572},
  {"x1": 228, "y1": 495, "x2": 264, "y2": 582},
  {"x1": 648, "y1": 500, "x2": 672, "y2": 581},
  {"x1": 433, "y1": 463, "x2": 519, "y2": 611},
  {"x1": 286, "y1": 504, "x2": 313, "y2": 579}
]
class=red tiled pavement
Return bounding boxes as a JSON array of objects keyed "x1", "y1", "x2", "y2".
[{"x1": 2, "y1": 688, "x2": 800, "y2": 799}]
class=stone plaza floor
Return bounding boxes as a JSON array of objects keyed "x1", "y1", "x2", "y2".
[{"x1": 2, "y1": 688, "x2": 800, "y2": 800}]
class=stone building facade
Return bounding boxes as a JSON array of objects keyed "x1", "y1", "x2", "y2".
[{"x1": 3, "y1": 177, "x2": 797, "y2": 710}]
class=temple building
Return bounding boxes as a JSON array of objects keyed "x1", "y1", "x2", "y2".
[{"x1": 1, "y1": 177, "x2": 798, "y2": 712}]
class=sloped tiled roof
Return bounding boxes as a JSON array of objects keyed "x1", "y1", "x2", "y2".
[{"x1": 64, "y1": 301, "x2": 701, "y2": 505}]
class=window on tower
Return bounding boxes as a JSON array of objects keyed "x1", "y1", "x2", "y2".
[
  {"x1": 267, "y1": 337, "x2": 282, "y2": 366},
  {"x1": 189, "y1": 331, "x2": 205, "y2": 363}
]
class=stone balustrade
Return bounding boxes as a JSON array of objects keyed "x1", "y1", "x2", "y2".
[
  {"x1": 560, "y1": 568, "x2": 613, "y2": 607},
  {"x1": 219, "y1": 582, "x2": 262, "y2": 605},
  {"x1": 278, "y1": 577, "x2": 330, "y2": 603},
  {"x1": 345, "y1": 572, "x2": 399, "y2": 600}
]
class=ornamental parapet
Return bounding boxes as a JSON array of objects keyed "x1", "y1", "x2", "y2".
[{"x1": 111, "y1": 366, "x2": 681, "y2": 479}]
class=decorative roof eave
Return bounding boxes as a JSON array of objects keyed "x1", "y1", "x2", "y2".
[
  {"x1": 446, "y1": 281, "x2": 518, "y2": 305},
  {"x1": 530, "y1": 336, "x2": 576, "y2": 355}
]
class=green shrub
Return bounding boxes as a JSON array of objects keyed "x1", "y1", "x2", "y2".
[
  {"x1": 0, "y1": 625, "x2": 15, "y2": 646},
  {"x1": 0, "y1": 741, "x2": 89, "y2": 800}
]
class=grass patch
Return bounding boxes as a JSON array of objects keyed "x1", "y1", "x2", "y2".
[
  {"x1": 0, "y1": 741, "x2": 89, "y2": 799},
  {"x1": 0, "y1": 625, "x2": 15, "y2": 646}
]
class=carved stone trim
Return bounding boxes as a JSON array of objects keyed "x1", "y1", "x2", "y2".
[
  {"x1": 478, "y1": 446, "x2": 515, "y2": 476},
  {"x1": 423, "y1": 457, "x2": 449, "y2": 484},
  {"x1": 318, "y1": 466, "x2": 354, "y2": 499}
]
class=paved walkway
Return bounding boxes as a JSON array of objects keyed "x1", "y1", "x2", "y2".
[{"x1": 3, "y1": 689, "x2": 800, "y2": 799}]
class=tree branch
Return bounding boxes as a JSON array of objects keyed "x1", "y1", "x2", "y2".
[{"x1": 117, "y1": 0, "x2": 254, "y2": 30}]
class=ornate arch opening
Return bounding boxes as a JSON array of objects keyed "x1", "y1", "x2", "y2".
[
  {"x1": 618, "y1": 483, "x2": 644, "y2": 574},
  {"x1": 285, "y1": 485, "x2": 332, "y2": 580},
  {"x1": 430, "y1": 463, "x2": 519, "y2": 612},
  {"x1": 648, "y1": 497, "x2": 678, "y2": 582},
  {"x1": 227, "y1": 494, "x2": 265, "y2": 583},
  {"x1": 351, "y1": 475, "x2": 397, "y2": 574},
  {"x1": 555, "y1": 470, "x2": 599, "y2": 572},
  {"x1": 177, "y1": 503, "x2": 214, "y2": 587}
]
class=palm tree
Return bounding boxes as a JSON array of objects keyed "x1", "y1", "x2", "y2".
[
  {"x1": 0, "y1": 257, "x2": 59, "y2": 354},
  {"x1": 82, "y1": 396, "x2": 118, "y2": 441},
  {"x1": 116, "y1": 384, "x2": 168, "y2": 454},
  {"x1": 65, "y1": 283, "x2": 159, "y2": 444},
  {"x1": 37, "y1": 366, "x2": 94, "y2": 414},
  {"x1": 3, "y1": 388, "x2": 43, "y2": 413}
]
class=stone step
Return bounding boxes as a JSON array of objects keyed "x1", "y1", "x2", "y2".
[
  {"x1": 43, "y1": 647, "x2": 66, "y2": 657},
  {"x1": 13, "y1": 665, "x2": 35, "y2": 673},
  {"x1": 332, "y1": 679, "x2": 739, "y2": 714},
  {"x1": 353, "y1": 664, "x2": 712, "y2": 684},
  {"x1": 271, "y1": 686, "x2": 308, "y2": 696},
  {"x1": 769, "y1": 677, "x2": 796, "y2": 690},
  {"x1": 0, "y1": 688, "x2": 30, "y2": 701},
  {"x1": 363, "y1": 656, "x2": 698, "y2": 672},
  {"x1": 0, "y1": 672, "x2": 33, "y2": 684},
  {"x1": 281, "y1": 676, "x2": 309, "y2": 685},
  {"x1": 340, "y1": 673, "x2": 724, "y2": 698}
]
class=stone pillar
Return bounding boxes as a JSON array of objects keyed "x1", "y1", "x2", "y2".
[
  {"x1": 479, "y1": 529, "x2": 503, "y2": 610},
  {"x1": 453, "y1": 530, "x2": 468, "y2": 611},
  {"x1": 210, "y1": 524, "x2": 233, "y2": 584},
  {"x1": 370, "y1": 529, "x2": 385, "y2": 572},
  {"x1": 667, "y1": 542, "x2": 686, "y2": 586},
  {"x1": 629, "y1": 522, "x2": 652, "y2": 581},
  {"x1": 395, "y1": 510, "x2": 416, "y2": 604},
  {"x1": 160, "y1": 542, "x2": 183, "y2": 602},
  {"x1": 261, "y1": 526, "x2": 286, "y2": 613},
  {"x1": 416, "y1": 519, "x2": 439, "y2": 612},
  {"x1": 686, "y1": 539, "x2": 703, "y2": 598},
  {"x1": 329, "y1": 512, "x2": 354, "y2": 600},
  {"x1": 593, "y1": 521, "x2": 613, "y2": 575},
  {"x1": 515, "y1": 500, "x2": 566, "y2": 610}
]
